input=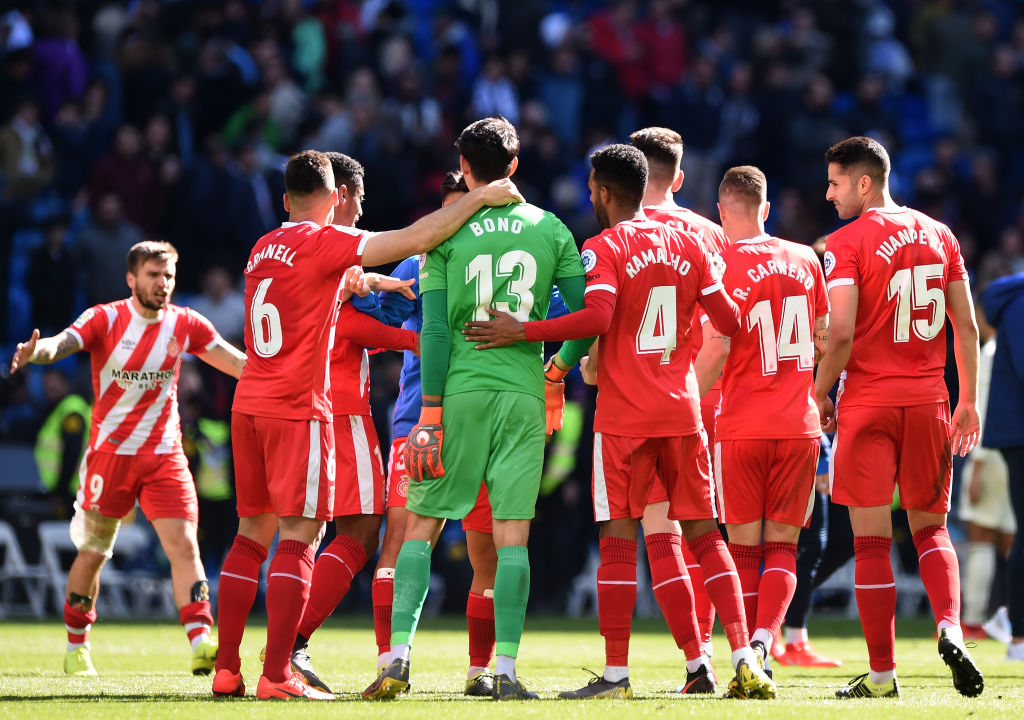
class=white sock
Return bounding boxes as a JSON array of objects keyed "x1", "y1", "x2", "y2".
[
  {"x1": 939, "y1": 623, "x2": 964, "y2": 647},
  {"x1": 732, "y1": 646, "x2": 757, "y2": 670},
  {"x1": 377, "y1": 653, "x2": 388, "y2": 670},
  {"x1": 751, "y1": 627, "x2": 774, "y2": 656},
  {"x1": 468, "y1": 664, "x2": 487, "y2": 680},
  {"x1": 701, "y1": 640, "x2": 714, "y2": 659},
  {"x1": 685, "y1": 657, "x2": 704, "y2": 673},
  {"x1": 67, "y1": 640, "x2": 88, "y2": 652},
  {"x1": 495, "y1": 655, "x2": 516, "y2": 680},
  {"x1": 869, "y1": 669, "x2": 895, "y2": 685},
  {"x1": 603, "y1": 665, "x2": 628, "y2": 682},
  {"x1": 784, "y1": 626, "x2": 808, "y2": 645},
  {"x1": 391, "y1": 643, "x2": 410, "y2": 663},
  {"x1": 963, "y1": 542, "x2": 996, "y2": 626},
  {"x1": 190, "y1": 632, "x2": 209, "y2": 651}
]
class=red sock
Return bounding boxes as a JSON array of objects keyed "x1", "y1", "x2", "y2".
[
  {"x1": 297, "y1": 534, "x2": 368, "y2": 640},
  {"x1": 728, "y1": 542, "x2": 762, "y2": 631},
  {"x1": 179, "y1": 600, "x2": 214, "y2": 645},
  {"x1": 215, "y1": 535, "x2": 267, "y2": 673},
  {"x1": 682, "y1": 540, "x2": 715, "y2": 645},
  {"x1": 64, "y1": 600, "x2": 98, "y2": 648},
  {"x1": 690, "y1": 530, "x2": 749, "y2": 651},
  {"x1": 913, "y1": 525, "x2": 961, "y2": 627},
  {"x1": 598, "y1": 537, "x2": 637, "y2": 667},
  {"x1": 372, "y1": 574, "x2": 394, "y2": 656},
  {"x1": 854, "y1": 536, "x2": 896, "y2": 672},
  {"x1": 645, "y1": 533, "x2": 701, "y2": 660},
  {"x1": 756, "y1": 542, "x2": 797, "y2": 637},
  {"x1": 263, "y1": 539, "x2": 315, "y2": 683},
  {"x1": 466, "y1": 591, "x2": 496, "y2": 667}
]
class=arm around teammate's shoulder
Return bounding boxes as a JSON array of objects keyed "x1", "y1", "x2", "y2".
[
  {"x1": 361, "y1": 179, "x2": 523, "y2": 267},
  {"x1": 698, "y1": 286, "x2": 740, "y2": 337}
]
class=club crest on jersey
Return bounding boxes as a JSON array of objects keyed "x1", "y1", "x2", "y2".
[
  {"x1": 166, "y1": 336, "x2": 181, "y2": 358},
  {"x1": 418, "y1": 253, "x2": 427, "y2": 268},
  {"x1": 397, "y1": 478, "x2": 409, "y2": 498},
  {"x1": 581, "y1": 248, "x2": 597, "y2": 272},
  {"x1": 823, "y1": 251, "x2": 836, "y2": 277}
]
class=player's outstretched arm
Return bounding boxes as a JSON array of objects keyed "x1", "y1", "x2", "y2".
[
  {"x1": 946, "y1": 278, "x2": 981, "y2": 456},
  {"x1": 694, "y1": 318, "x2": 730, "y2": 398},
  {"x1": 814, "y1": 284, "x2": 858, "y2": 432},
  {"x1": 197, "y1": 337, "x2": 247, "y2": 379},
  {"x1": 361, "y1": 179, "x2": 523, "y2": 267},
  {"x1": 10, "y1": 329, "x2": 81, "y2": 374}
]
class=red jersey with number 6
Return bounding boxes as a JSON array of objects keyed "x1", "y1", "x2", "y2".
[
  {"x1": 824, "y1": 206, "x2": 967, "y2": 408},
  {"x1": 233, "y1": 221, "x2": 368, "y2": 422},
  {"x1": 583, "y1": 218, "x2": 721, "y2": 437},
  {"x1": 714, "y1": 236, "x2": 828, "y2": 440}
]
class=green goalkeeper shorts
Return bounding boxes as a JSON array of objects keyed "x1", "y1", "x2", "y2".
[{"x1": 406, "y1": 390, "x2": 545, "y2": 521}]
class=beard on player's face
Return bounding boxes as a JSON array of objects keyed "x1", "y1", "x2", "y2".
[
  {"x1": 134, "y1": 283, "x2": 172, "y2": 310},
  {"x1": 592, "y1": 198, "x2": 610, "y2": 229}
]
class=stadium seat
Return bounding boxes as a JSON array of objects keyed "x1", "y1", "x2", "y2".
[{"x1": 0, "y1": 520, "x2": 47, "y2": 618}]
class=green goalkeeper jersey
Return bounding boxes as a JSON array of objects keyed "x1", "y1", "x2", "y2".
[{"x1": 420, "y1": 202, "x2": 584, "y2": 402}]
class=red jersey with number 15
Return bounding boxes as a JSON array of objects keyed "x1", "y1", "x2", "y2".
[
  {"x1": 714, "y1": 236, "x2": 828, "y2": 440},
  {"x1": 824, "y1": 206, "x2": 967, "y2": 408},
  {"x1": 233, "y1": 221, "x2": 368, "y2": 422},
  {"x1": 584, "y1": 218, "x2": 721, "y2": 437}
]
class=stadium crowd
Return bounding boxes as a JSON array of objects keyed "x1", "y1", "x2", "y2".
[{"x1": 1, "y1": 0, "x2": 1023, "y2": 699}]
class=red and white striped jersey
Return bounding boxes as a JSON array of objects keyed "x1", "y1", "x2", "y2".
[{"x1": 65, "y1": 299, "x2": 219, "y2": 455}]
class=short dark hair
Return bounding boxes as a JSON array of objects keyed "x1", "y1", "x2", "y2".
[
  {"x1": 284, "y1": 150, "x2": 333, "y2": 196},
  {"x1": 325, "y1": 151, "x2": 364, "y2": 191},
  {"x1": 455, "y1": 117, "x2": 519, "y2": 183},
  {"x1": 127, "y1": 241, "x2": 178, "y2": 274},
  {"x1": 590, "y1": 144, "x2": 648, "y2": 208},
  {"x1": 719, "y1": 165, "x2": 767, "y2": 207},
  {"x1": 629, "y1": 127, "x2": 683, "y2": 182},
  {"x1": 440, "y1": 169, "x2": 469, "y2": 200},
  {"x1": 825, "y1": 136, "x2": 890, "y2": 187}
]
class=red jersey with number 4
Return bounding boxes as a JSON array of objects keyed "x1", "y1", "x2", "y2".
[
  {"x1": 824, "y1": 206, "x2": 967, "y2": 407},
  {"x1": 584, "y1": 218, "x2": 720, "y2": 437},
  {"x1": 714, "y1": 236, "x2": 828, "y2": 440},
  {"x1": 233, "y1": 221, "x2": 368, "y2": 422},
  {"x1": 66, "y1": 300, "x2": 218, "y2": 455}
]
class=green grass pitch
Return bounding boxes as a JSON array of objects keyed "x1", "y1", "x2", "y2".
[{"x1": 2, "y1": 616, "x2": 1022, "y2": 719}]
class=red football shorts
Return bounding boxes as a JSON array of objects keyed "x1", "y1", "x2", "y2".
[
  {"x1": 333, "y1": 414, "x2": 386, "y2": 516},
  {"x1": 831, "y1": 402, "x2": 952, "y2": 513},
  {"x1": 647, "y1": 402, "x2": 719, "y2": 507},
  {"x1": 593, "y1": 431, "x2": 714, "y2": 522},
  {"x1": 386, "y1": 437, "x2": 410, "y2": 509},
  {"x1": 232, "y1": 412, "x2": 335, "y2": 521},
  {"x1": 76, "y1": 448, "x2": 197, "y2": 522},
  {"x1": 714, "y1": 438, "x2": 819, "y2": 526},
  {"x1": 462, "y1": 482, "x2": 493, "y2": 534}
]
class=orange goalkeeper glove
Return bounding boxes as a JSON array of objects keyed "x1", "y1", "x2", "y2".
[
  {"x1": 543, "y1": 357, "x2": 568, "y2": 435},
  {"x1": 404, "y1": 404, "x2": 445, "y2": 481}
]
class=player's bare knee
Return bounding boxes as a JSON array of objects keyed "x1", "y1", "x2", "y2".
[{"x1": 70, "y1": 504, "x2": 121, "y2": 558}]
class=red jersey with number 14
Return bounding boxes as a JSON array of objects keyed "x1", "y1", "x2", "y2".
[
  {"x1": 583, "y1": 218, "x2": 720, "y2": 437},
  {"x1": 825, "y1": 207, "x2": 967, "y2": 408},
  {"x1": 714, "y1": 236, "x2": 828, "y2": 440},
  {"x1": 233, "y1": 221, "x2": 368, "y2": 422}
]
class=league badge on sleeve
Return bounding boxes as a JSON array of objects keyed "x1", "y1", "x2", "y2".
[
  {"x1": 823, "y1": 250, "x2": 836, "y2": 277},
  {"x1": 581, "y1": 248, "x2": 597, "y2": 272}
]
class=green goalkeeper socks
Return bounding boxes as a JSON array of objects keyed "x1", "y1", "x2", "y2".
[
  {"x1": 389, "y1": 540, "x2": 433, "y2": 647},
  {"x1": 494, "y1": 544, "x2": 531, "y2": 658}
]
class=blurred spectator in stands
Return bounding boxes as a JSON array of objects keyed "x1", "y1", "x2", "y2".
[
  {"x1": 87, "y1": 123, "x2": 159, "y2": 234},
  {"x1": 26, "y1": 214, "x2": 77, "y2": 335},
  {"x1": 979, "y1": 227, "x2": 1024, "y2": 290},
  {"x1": 970, "y1": 45, "x2": 1023, "y2": 175},
  {"x1": 75, "y1": 192, "x2": 143, "y2": 306},
  {"x1": 222, "y1": 90, "x2": 282, "y2": 155},
  {"x1": 31, "y1": 5, "x2": 86, "y2": 124},
  {"x1": 190, "y1": 266, "x2": 244, "y2": 345},
  {"x1": 640, "y1": 0, "x2": 688, "y2": 106},
  {"x1": 156, "y1": 75, "x2": 198, "y2": 167},
  {"x1": 957, "y1": 152, "x2": 1007, "y2": 255},
  {"x1": 381, "y1": 67, "x2": 444, "y2": 153},
  {"x1": 234, "y1": 139, "x2": 285, "y2": 236},
  {"x1": 0, "y1": 97, "x2": 55, "y2": 201},
  {"x1": 34, "y1": 368, "x2": 90, "y2": 519},
  {"x1": 668, "y1": 54, "x2": 723, "y2": 213},
  {"x1": 787, "y1": 73, "x2": 845, "y2": 197},
  {"x1": 718, "y1": 61, "x2": 760, "y2": 170},
  {"x1": 844, "y1": 74, "x2": 899, "y2": 149},
  {"x1": 539, "y1": 44, "x2": 583, "y2": 155},
  {"x1": 780, "y1": 5, "x2": 832, "y2": 87},
  {"x1": 588, "y1": 1, "x2": 648, "y2": 104},
  {"x1": 863, "y1": 4, "x2": 914, "y2": 93},
  {"x1": 471, "y1": 53, "x2": 519, "y2": 125}
]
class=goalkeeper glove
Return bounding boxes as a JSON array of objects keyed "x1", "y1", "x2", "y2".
[
  {"x1": 543, "y1": 356, "x2": 568, "y2": 435},
  {"x1": 404, "y1": 404, "x2": 445, "y2": 481}
]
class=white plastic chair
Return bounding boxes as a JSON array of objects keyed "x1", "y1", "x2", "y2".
[{"x1": 0, "y1": 520, "x2": 47, "y2": 618}]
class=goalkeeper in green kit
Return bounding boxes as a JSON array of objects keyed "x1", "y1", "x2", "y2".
[{"x1": 362, "y1": 117, "x2": 590, "y2": 701}]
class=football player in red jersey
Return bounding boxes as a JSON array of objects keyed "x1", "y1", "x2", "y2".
[
  {"x1": 11, "y1": 241, "x2": 247, "y2": 678},
  {"x1": 631, "y1": 126, "x2": 729, "y2": 674},
  {"x1": 694, "y1": 166, "x2": 829, "y2": 679},
  {"x1": 814, "y1": 136, "x2": 983, "y2": 699},
  {"x1": 464, "y1": 144, "x2": 776, "y2": 700},
  {"x1": 214, "y1": 149, "x2": 520, "y2": 700}
]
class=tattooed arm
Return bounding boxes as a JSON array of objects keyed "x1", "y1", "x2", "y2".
[
  {"x1": 694, "y1": 318, "x2": 731, "y2": 399},
  {"x1": 813, "y1": 313, "x2": 829, "y2": 365},
  {"x1": 10, "y1": 329, "x2": 82, "y2": 374}
]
